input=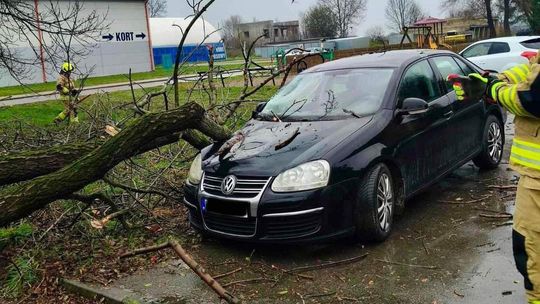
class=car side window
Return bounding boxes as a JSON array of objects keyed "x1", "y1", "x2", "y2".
[
  {"x1": 454, "y1": 57, "x2": 475, "y2": 75},
  {"x1": 462, "y1": 43, "x2": 491, "y2": 58},
  {"x1": 489, "y1": 42, "x2": 510, "y2": 55},
  {"x1": 432, "y1": 57, "x2": 465, "y2": 92},
  {"x1": 398, "y1": 60, "x2": 441, "y2": 104}
]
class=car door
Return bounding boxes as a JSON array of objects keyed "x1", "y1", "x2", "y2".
[
  {"x1": 430, "y1": 55, "x2": 485, "y2": 166},
  {"x1": 391, "y1": 59, "x2": 453, "y2": 195}
]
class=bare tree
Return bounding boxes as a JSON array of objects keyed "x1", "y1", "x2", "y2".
[
  {"x1": 385, "y1": 0, "x2": 424, "y2": 32},
  {"x1": 318, "y1": 0, "x2": 367, "y2": 38},
  {"x1": 302, "y1": 4, "x2": 339, "y2": 38},
  {"x1": 442, "y1": 0, "x2": 486, "y2": 18},
  {"x1": 366, "y1": 25, "x2": 386, "y2": 42},
  {"x1": 0, "y1": 0, "x2": 107, "y2": 86},
  {"x1": 221, "y1": 15, "x2": 243, "y2": 51},
  {"x1": 148, "y1": 0, "x2": 167, "y2": 17}
]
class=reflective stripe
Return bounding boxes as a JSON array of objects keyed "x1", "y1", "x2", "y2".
[
  {"x1": 505, "y1": 70, "x2": 519, "y2": 84},
  {"x1": 513, "y1": 65, "x2": 529, "y2": 81},
  {"x1": 511, "y1": 138, "x2": 540, "y2": 170},
  {"x1": 498, "y1": 85, "x2": 519, "y2": 115},
  {"x1": 514, "y1": 138, "x2": 540, "y2": 151}
]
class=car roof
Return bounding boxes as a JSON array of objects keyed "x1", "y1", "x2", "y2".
[
  {"x1": 470, "y1": 36, "x2": 540, "y2": 44},
  {"x1": 305, "y1": 49, "x2": 456, "y2": 72}
]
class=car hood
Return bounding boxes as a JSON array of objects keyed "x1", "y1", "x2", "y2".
[{"x1": 203, "y1": 117, "x2": 373, "y2": 177}]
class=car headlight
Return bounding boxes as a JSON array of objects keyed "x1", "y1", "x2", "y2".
[
  {"x1": 187, "y1": 154, "x2": 203, "y2": 185},
  {"x1": 271, "y1": 160, "x2": 331, "y2": 192}
]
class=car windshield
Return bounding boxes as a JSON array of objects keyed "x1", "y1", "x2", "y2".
[{"x1": 260, "y1": 68, "x2": 395, "y2": 121}]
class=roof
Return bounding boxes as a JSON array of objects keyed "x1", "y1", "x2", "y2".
[
  {"x1": 306, "y1": 49, "x2": 454, "y2": 72},
  {"x1": 414, "y1": 16, "x2": 447, "y2": 26}
]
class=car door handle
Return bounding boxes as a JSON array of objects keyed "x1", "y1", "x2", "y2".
[{"x1": 444, "y1": 111, "x2": 454, "y2": 118}]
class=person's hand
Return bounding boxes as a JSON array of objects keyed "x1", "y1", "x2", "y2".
[
  {"x1": 70, "y1": 89, "x2": 79, "y2": 97},
  {"x1": 447, "y1": 73, "x2": 492, "y2": 101}
]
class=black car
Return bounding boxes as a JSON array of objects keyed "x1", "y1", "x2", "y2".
[{"x1": 183, "y1": 50, "x2": 505, "y2": 243}]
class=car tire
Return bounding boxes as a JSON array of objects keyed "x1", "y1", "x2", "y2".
[
  {"x1": 354, "y1": 163, "x2": 394, "y2": 242},
  {"x1": 473, "y1": 115, "x2": 504, "y2": 170}
]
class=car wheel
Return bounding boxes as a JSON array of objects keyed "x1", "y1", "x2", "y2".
[
  {"x1": 354, "y1": 164, "x2": 394, "y2": 242},
  {"x1": 473, "y1": 115, "x2": 504, "y2": 170}
]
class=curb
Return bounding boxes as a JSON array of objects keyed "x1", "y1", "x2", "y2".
[{"x1": 62, "y1": 278, "x2": 147, "y2": 304}]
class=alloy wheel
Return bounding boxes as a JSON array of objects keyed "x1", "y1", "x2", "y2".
[
  {"x1": 487, "y1": 121, "x2": 503, "y2": 163},
  {"x1": 377, "y1": 173, "x2": 393, "y2": 232}
]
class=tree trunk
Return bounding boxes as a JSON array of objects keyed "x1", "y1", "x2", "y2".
[
  {"x1": 0, "y1": 143, "x2": 96, "y2": 186},
  {"x1": 503, "y1": 0, "x2": 511, "y2": 36},
  {"x1": 0, "y1": 130, "x2": 213, "y2": 187},
  {"x1": 0, "y1": 102, "x2": 227, "y2": 227},
  {"x1": 484, "y1": 0, "x2": 497, "y2": 38}
]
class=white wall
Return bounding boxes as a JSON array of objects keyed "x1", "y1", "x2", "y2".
[{"x1": 0, "y1": 0, "x2": 152, "y2": 88}]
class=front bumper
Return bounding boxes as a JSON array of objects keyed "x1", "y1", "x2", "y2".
[{"x1": 182, "y1": 177, "x2": 358, "y2": 243}]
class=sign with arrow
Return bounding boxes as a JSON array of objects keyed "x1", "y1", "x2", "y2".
[{"x1": 101, "y1": 32, "x2": 146, "y2": 42}]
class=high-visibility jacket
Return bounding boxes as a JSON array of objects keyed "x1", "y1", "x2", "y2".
[
  {"x1": 488, "y1": 58, "x2": 540, "y2": 175},
  {"x1": 57, "y1": 74, "x2": 74, "y2": 97}
]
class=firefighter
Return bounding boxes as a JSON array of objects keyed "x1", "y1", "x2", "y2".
[
  {"x1": 448, "y1": 58, "x2": 540, "y2": 304},
  {"x1": 54, "y1": 62, "x2": 79, "y2": 124}
]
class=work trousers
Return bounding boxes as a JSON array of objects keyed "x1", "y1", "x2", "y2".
[{"x1": 514, "y1": 178, "x2": 540, "y2": 302}]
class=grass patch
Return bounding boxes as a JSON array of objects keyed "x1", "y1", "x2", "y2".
[
  {"x1": 0, "y1": 84, "x2": 278, "y2": 127},
  {"x1": 1, "y1": 254, "x2": 39, "y2": 299},
  {"x1": 0, "y1": 223, "x2": 34, "y2": 251},
  {"x1": 0, "y1": 58, "x2": 272, "y2": 97}
]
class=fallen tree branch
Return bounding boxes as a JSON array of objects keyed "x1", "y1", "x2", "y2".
[
  {"x1": 0, "y1": 102, "x2": 215, "y2": 227},
  {"x1": 119, "y1": 239, "x2": 239, "y2": 304},
  {"x1": 479, "y1": 213, "x2": 513, "y2": 219},
  {"x1": 487, "y1": 185, "x2": 517, "y2": 190},
  {"x1": 213, "y1": 267, "x2": 243, "y2": 280}
]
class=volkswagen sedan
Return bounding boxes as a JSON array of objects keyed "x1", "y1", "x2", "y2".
[{"x1": 183, "y1": 50, "x2": 505, "y2": 243}]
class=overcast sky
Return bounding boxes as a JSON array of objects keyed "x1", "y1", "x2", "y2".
[{"x1": 166, "y1": 0, "x2": 444, "y2": 35}]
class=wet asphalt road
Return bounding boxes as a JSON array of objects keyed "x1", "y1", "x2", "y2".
[{"x1": 184, "y1": 117, "x2": 527, "y2": 304}]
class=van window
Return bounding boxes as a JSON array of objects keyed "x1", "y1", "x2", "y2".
[{"x1": 398, "y1": 60, "x2": 441, "y2": 104}]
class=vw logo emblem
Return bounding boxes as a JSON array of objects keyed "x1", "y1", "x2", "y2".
[{"x1": 221, "y1": 175, "x2": 237, "y2": 195}]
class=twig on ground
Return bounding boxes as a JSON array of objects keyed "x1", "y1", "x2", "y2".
[
  {"x1": 286, "y1": 254, "x2": 369, "y2": 274},
  {"x1": 214, "y1": 267, "x2": 243, "y2": 280},
  {"x1": 439, "y1": 195, "x2": 491, "y2": 205},
  {"x1": 375, "y1": 259, "x2": 438, "y2": 270},
  {"x1": 222, "y1": 277, "x2": 276, "y2": 288},
  {"x1": 305, "y1": 291, "x2": 337, "y2": 299},
  {"x1": 487, "y1": 185, "x2": 517, "y2": 190},
  {"x1": 479, "y1": 213, "x2": 513, "y2": 219}
]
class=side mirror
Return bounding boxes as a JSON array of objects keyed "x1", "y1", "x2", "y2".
[
  {"x1": 252, "y1": 102, "x2": 267, "y2": 119},
  {"x1": 398, "y1": 97, "x2": 429, "y2": 115}
]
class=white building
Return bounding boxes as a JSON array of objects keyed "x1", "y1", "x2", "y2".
[
  {"x1": 0, "y1": 0, "x2": 154, "y2": 87},
  {"x1": 150, "y1": 17, "x2": 226, "y2": 65}
]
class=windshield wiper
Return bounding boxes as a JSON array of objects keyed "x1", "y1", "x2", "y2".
[{"x1": 342, "y1": 108, "x2": 366, "y2": 118}]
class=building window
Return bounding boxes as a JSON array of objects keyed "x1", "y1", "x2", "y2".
[
  {"x1": 274, "y1": 28, "x2": 279, "y2": 37},
  {"x1": 244, "y1": 31, "x2": 250, "y2": 39},
  {"x1": 263, "y1": 29, "x2": 269, "y2": 38}
]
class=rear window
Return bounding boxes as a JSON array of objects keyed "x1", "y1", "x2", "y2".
[{"x1": 521, "y1": 38, "x2": 540, "y2": 49}]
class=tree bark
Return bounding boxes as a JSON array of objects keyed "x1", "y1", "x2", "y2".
[
  {"x1": 0, "y1": 143, "x2": 96, "y2": 186},
  {"x1": 0, "y1": 102, "x2": 224, "y2": 227},
  {"x1": 0, "y1": 130, "x2": 213, "y2": 187},
  {"x1": 484, "y1": 0, "x2": 497, "y2": 38},
  {"x1": 503, "y1": 0, "x2": 511, "y2": 36}
]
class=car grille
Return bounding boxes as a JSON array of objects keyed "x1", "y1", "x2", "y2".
[
  {"x1": 202, "y1": 173, "x2": 270, "y2": 198},
  {"x1": 264, "y1": 212, "x2": 322, "y2": 239},
  {"x1": 205, "y1": 213, "x2": 256, "y2": 236}
]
